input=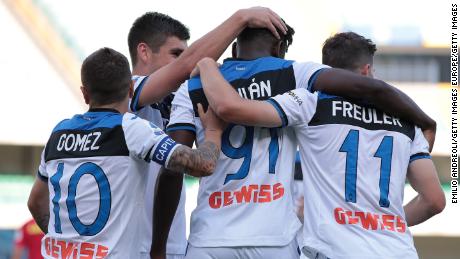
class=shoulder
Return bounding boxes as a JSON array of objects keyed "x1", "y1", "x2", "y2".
[
  {"x1": 51, "y1": 118, "x2": 73, "y2": 133},
  {"x1": 172, "y1": 81, "x2": 193, "y2": 107},
  {"x1": 122, "y1": 112, "x2": 163, "y2": 132},
  {"x1": 176, "y1": 81, "x2": 190, "y2": 96},
  {"x1": 132, "y1": 75, "x2": 149, "y2": 88},
  {"x1": 292, "y1": 61, "x2": 330, "y2": 74}
]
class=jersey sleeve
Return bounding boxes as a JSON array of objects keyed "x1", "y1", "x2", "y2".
[
  {"x1": 166, "y1": 82, "x2": 197, "y2": 134},
  {"x1": 129, "y1": 75, "x2": 150, "y2": 112},
  {"x1": 37, "y1": 149, "x2": 48, "y2": 182},
  {"x1": 266, "y1": 88, "x2": 318, "y2": 127},
  {"x1": 122, "y1": 113, "x2": 181, "y2": 167},
  {"x1": 292, "y1": 61, "x2": 330, "y2": 91},
  {"x1": 409, "y1": 127, "x2": 431, "y2": 163}
]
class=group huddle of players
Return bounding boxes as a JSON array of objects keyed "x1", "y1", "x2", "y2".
[{"x1": 26, "y1": 7, "x2": 445, "y2": 259}]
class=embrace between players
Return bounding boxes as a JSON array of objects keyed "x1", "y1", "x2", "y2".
[{"x1": 27, "y1": 7, "x2": 445, "y2": 259}]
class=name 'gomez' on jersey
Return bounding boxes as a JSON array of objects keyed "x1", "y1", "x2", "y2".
[
  {"x1": 268, "y1": 88, "x2": 431, "y2": 259},
  {"x1": 167, "y1": 57, "x2": 328, "y2": 247},
  {"x1": 37, "y1": 109, "x2": 180, "y2": 258}
]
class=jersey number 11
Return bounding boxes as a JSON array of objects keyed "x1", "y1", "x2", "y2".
[{"x1": 339, "y1": 129, "x2": 394, "y2": 208}]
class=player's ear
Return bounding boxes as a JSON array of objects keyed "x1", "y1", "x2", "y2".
[
  {"x1": 272, "y1": 41, "x2": 285, "y2": 59},
  {"x1": 137, "y1": 42, "x2": 150, "y2": 64},
  {"x1": 231, "y1": 42, "x2": 237, "y2": 58},
  {"x1": 360, "y1": 64, "x2": 372, "y2": 77},
  {"x1": 80, "y1": 86, "x2": 90, "y2": 105}
]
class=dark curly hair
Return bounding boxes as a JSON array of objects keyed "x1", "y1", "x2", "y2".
[{"x1": 237, "y1": 19, "x2": 295, "y2": 53}]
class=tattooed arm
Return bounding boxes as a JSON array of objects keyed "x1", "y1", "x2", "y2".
[
  {"x1": 28, "y1": 178, "x2": 50, "y2": 233},
  {"x1": 166, "y1": 135, "x2": 221, "y2": 176}
]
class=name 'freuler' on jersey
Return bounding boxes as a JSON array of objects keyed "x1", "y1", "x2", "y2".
[{"x1": 269, "y1": 88, "x2": 430, "y2": 259}]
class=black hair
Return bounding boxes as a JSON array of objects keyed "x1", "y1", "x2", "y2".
[
  {"x1": 237, "y1": 20, "x2": 295, "y2": 53},
  {"x1": 81, "y1": 47, "x2": 132, "y2": 106},
  {"x1": 128, "y1": 12, "x2": 190, "y2": 65},
  {"x1": 322, "y1": 32, "x2": 377, "y2": 70}
]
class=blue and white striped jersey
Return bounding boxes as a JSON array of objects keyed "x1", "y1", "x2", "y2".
[
  {"x1": 38, "y1": 109, "x2": 180, "y2": 258},
  {"x1": 269, "y1": 87, "x2": 431, "y2": 259},
  {"x1": 168, "y1": 57, "x2": 327, "y2": 247}
]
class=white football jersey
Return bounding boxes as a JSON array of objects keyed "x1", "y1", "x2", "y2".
[
  {"x1": 167, "y1": 57, "x2": 327, "y2": 247},
  {"x1": 37, "y1": 110, "x2": 180, "y2": 258},
  {"x1": 131, "y1": 75, "x2": 187, "y2": 256},
  {"x1": 270, "y1": 88, "x2": 431, "y2": 259}
]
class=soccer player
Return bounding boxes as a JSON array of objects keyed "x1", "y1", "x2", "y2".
[
  {"x1": 126, "y1": 8, "x2": 287, "y2": 259},
  {"x1": 194, "y1": 32, "x2": 445, "y2": 258},
  {"x1": 128, "y1": 13, "x2": 190, "y2": 259},
  {"x1": 167, "y1": 23, "x2": 436, "y2": 258},
  {"x1": 26, "y1": 48, "x2": 225, "y2": 258}
]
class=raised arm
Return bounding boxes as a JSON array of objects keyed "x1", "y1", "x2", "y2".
[
  {"x1": 196, "y1": 58, "x2": 282, "y2": 127},
  {"x1": 314, "y1": 68, "x2": 437, "y2": 148},
  {"x1": 138, "y1": 7, "x2": 287, "y2": 106},
  {"x1": 198, "y1": 58, "x2": 436, "y2": 150},
  {"x1": 404, "y1": 159, "x2": 445, "y2": 226}
]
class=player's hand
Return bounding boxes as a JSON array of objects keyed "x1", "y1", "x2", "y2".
[
  {"x1": 190, "y1": 57, "x2": 220, "y2": 78},
  {"x1": 197, "y1": 103, "x2": 227, "y2": 134},
  {"x1": 237, "y1": 7, "x2": 287, "y2": 39}
]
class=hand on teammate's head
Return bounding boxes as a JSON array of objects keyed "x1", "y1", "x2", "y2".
[
  {"x1": 197, "y1": 103, "x2": 227, "y2": 133},
  {"x1": 238, "y1": 7, "x2": 287, "y2": 40},
  {"x1": 190, "y1": 57, "x2": 219, "y2": 78}
]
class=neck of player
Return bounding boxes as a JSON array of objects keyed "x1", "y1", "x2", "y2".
[
  {"x1": 237, "y1": 47, "x2": 274, "y2": 60},
  {"x1": 132, "y1": 64, "x2": 151, "y2": 77},
  {"x1": 89, "y1": 99, "x2": 129, "y2": 114}
]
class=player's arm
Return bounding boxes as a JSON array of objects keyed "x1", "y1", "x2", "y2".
[
  {"x1": 27, "y1": 177, "x2": 49, "y2": 234},
  {"x1": 150, "y1": 130, "x2": 195, "y2": 259},
  {"x1": 137, "y1": 7, "x2": 287, "y2": 106},
  {"x1": 404, "y1": 159, "x2": 445, "y2": 226},
  {"x1": 313, "y1": 69, "x2": 437, "y2": 149},
  {"x1": 195, "y1": 58, "x2": 283, "y2": 127},
  {"x1": 166, "y1": 104, "x2": 223, "y2": 175},
  {"x1": 151, "y1": 86, "x2": 200, "y2": 258}
]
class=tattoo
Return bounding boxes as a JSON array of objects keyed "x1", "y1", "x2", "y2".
[
  {"x1": 167, "y1": 141, "x2": 220, "y2": 176},
  {"x1": 35, "y1": 213, "x2": 49, "y2": 234}
]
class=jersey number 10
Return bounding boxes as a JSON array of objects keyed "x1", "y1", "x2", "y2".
[
  {"x1": 50, "y1": 162, "x2": 111, "y2": 236},
  {"x1": 339, "y1": 129, "x2": 394, "y2": 208}
]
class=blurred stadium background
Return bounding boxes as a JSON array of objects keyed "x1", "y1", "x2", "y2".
[{"x1": 0, "y1": 0, "x2": 455, "y2": 258}]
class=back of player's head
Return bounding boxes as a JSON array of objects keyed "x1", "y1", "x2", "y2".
[
  {"x1": 128, "y1": 12, "x2": 190, "y2": 66},
  {"x1": 237, "y1": 20, "x2": 295, "y2": 57},
  {"x1": 322, "y1": 32, "x2": 376, "y2": 71},
  {"x1": 81, "y1": 48, "x2": 131, "y2": 106}
]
